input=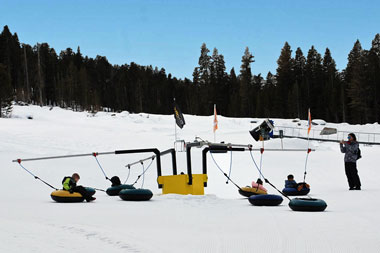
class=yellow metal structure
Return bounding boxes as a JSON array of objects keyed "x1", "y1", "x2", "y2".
[{"x1": 157, "y1": 174, "x2": 208, "y2": 195}]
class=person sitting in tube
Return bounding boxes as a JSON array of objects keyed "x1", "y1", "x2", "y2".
[
  {"x1": 110, "y1": 176, "x2": 121, "y2": 187},
  {"x1": 62, "y1": 173, "x2": 96, "y2": 202},
  {"x1": 256, "y1": 178, "x2": 263, "y2": 185},
  {"x1": 285, "y1": 174, "x2": 297, "y2": 188}
]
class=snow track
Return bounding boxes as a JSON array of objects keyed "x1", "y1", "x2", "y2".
[{"x1": 1, "y1": 105, "x2": 380, "y2": 252}]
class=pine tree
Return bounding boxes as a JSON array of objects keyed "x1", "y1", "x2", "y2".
[
  {"x1": 322, "y1": 48, "x2": 339, "y2": 121},
  {"x1": 210, "y1": 48, "x2": 228, "y2": 114},
  {"x1": 228, "y1": 68, "x2": 240, "y2": 116},
  {"x1": 345, "y1": 40, "x2": 370, "y2": 123},
  {"x1": 305, "y1": 46, "x2": 323, "y2": 117},
  {"x1": 368, "y1": 34, "x2": 380, "y2": 122},
  {"x1": 0, "y1": 63, "x2": 13, "y2": 117},
  {"x1": 275, "y1": 42, "x2": 293, "y2": 118},
  {"x1": 239, "y1": 47, "x2": 254, "y2": 116},
  {"x1": 293, "y1": 47, "x2": 305, "y2": 118},
  {"x1": 198, "y1": 43, "x2": 210, "y2": 86}
]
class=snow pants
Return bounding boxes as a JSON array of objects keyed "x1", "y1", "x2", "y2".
[
  {"x1": 72, "y1": 186, "x2": 92, "y2": 200},
  {"x1": 345, "y1": 162, "x2": 361, "y2": 188}
]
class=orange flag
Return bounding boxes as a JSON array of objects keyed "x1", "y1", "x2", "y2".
[
  {"x1": 307, "y1": 108, "x2": 311, "y2": 135},
  {"x1": 213, "y1": 104, "x2": 218, "y2": 132}
]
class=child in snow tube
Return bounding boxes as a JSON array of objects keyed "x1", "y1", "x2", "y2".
[
  {"x1": 106, "y1": 176, "x2": 135, "y2": 196},
  {"x1": 62, "y1": 173, "x2": 96, "y2": 202},
  {"x1": 282, "y1": 174, "x2": 310, "y2": 196},
  {"x1": 110, "y1": 176, "x2": 121, "y2": 187},
  {"x1": 285, "y1": 174, "x2": 297, "y2": 188},
  {"x1": 239, "y1": 178, "x2": 268, "y2": 197},
  {"x1": 251, "y1": 178, "x2": 267, "y2": 192}
]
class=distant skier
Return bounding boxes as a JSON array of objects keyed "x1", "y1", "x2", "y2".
[
  {"x1": 285, "y1": 174, "x2": 297, "y2": 188},
  {"x1": 62, "y1": 173, "x2": 96, "y2": 201},
  {"x1": 340, "y1": 133, "x2": 361, "y2": 190}
]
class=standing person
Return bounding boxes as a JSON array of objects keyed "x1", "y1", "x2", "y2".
[
  {"x1": 62, "y1": 173, "x2": 96, "y2": 201},
  {"x1": 340, "y1": 133, "x2": 361, "y2": 190}
]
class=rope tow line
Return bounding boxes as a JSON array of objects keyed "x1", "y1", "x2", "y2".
[
  {"x1": 131, "y1": 157, "x2": 155, "y2": 188},
  {"x1": 226, "y1": 149, "x2": 233, "y2": 184},
  {"x1": 210, "y1": 150, "x2": 242, "y2": 191},
  {"x1": 303, "y1": 148, "x2": 312, "y2": 183},
  {"x1": 248, "y1": 150, "x2": 291, "y2": 201},
  {"x1": 259, "y1": 146, "x2": 264, "y2": 180},
  {"x1": 123, "y1": 165, "x2": 131, "y2": 184},
  {"x1": 16, "y1": 159, "x2": 58, "y2": 190},
  {"x1": 92, "y1": 152, "x2": 110, "y2": 181}
]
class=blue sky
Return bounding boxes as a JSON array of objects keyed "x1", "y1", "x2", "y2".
[{"x1": 1, "y1": 0, "x2": 379, "y2": 79}]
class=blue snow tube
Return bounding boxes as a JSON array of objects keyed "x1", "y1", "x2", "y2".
[
  {"x1": 119, "y1": 189, "x2": 153, "y2": 201},
  {"x1": 289, "y1": 198, "x2": 327, "y2": 212},
  {"x1": 282, "y1": 187, "x2": 310, "y2": 196},
  {"x1": 106, "y1": 184, "x2": 135, "y2": 196},
  {"x1": 248, "y1": 194, "x2": 283, "y2": 206}
]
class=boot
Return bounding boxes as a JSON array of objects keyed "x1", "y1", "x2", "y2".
[{"x1": 86, "y1": 197, "x2": 96, "y2": 202}]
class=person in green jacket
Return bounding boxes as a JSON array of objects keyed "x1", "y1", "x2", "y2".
[{"x1": 62, "y1": 173, "x2": 96, "y2": 202}]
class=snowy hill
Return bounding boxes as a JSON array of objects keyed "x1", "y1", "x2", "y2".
[{"x1": 1, "y1": 105, "x2": 380, "y2": 253}]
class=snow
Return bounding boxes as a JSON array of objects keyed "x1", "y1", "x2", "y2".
[{"x1": 1, "y1": 105, "x2": 380, "y2": 252}]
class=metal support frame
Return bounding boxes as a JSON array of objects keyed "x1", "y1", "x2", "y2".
[{"x1": 13, "y1": 148, "x2": 163, "y2": 188}]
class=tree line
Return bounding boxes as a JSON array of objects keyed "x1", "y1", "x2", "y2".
[{"x1": 0, "y1": 25, "x2": 379, "y2": 124}]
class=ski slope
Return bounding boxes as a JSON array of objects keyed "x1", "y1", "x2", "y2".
[{"x1": 1, "y1": 105, "x2": 380, "y2": 253}]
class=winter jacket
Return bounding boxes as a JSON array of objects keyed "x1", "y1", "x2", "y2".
[
  {"x1": 340, "y1": 141, "x2": 359, "y2": 163},
  {"x1": 285, "y1": 180, "x2": 297, "y2": 188},
  {"x1": 62, "y1": 176, "x2": 76, "y2": 191}
]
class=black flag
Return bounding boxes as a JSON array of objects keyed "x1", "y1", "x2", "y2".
[{"x1": 174, "y1": 102, "x2": 185, "y2": 129}]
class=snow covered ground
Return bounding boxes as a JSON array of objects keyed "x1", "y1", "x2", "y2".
[{"x1": 1, "y1": 105, "x2": 380, "y2": 253}]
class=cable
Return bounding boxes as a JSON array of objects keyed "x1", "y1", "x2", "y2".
[
  {"x1": 226, "y1": 149, "x2": 233, "y2": 184},
  {"x1": 123, "y1": 165, "x2": 131, "y2": 184},
  {"x1": 210, "y1": 152, "x2": 242, "y2": 191},
  {"x1": 141, "y1": 163, "x2": 145, "y2": 188},
  {"x1": 303, "y1": 148, "x2": 311, "y2": 182},
  {"x1": 132, "y1": 158, "x2": 155, "y2": 187},
  {"x1": 249, "y1": 150, "x2": 291, "y2": 201},
  {"x1": 17, "y1": 161, "x2": 58, "y2": 190},
  {"x1": 93, "y1": 153, "x2": 110, "y2": 181}
]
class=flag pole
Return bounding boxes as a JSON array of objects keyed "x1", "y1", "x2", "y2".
[
  {"x1": 304, "y1": 108, "x2": 311, "y2": 182},
  {"x1": 213, "y1": 104, "x2": 217, "y2": 142},
  {"x1": 174, "y1": 98, "x2": 177, "y2": 142}
]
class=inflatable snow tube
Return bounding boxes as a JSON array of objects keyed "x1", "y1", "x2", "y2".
[
  {"x1": 282, "y1": 187, "x2": 310, "y2": 196},
  {"x1": 119, "y1": 189, "x2": 153, "y2": 201},
  {"x1": 51, "y1": 188, "x2": 96, "y2": 203},
  {"x1": 251, "y1": 182, "x2": 267, "y2": 192},
  {"x1": 289, "y1": 198, "x2": 327, "y2": 212},
  {"x1": 106, "y1": 184, "x2": 135, "y2": 196},
  {"x1": 249, "y1": 194, "x2": 283, "y2": 206},
  {"x1": 51, "y1": 190, "x2": 84, "y2": 203},
  {"x1": 283, "y1": 183, "x2": 310, "y2": 196},
  {"x1": 239, "y1": 186, "x2": 267, "y2": 197}
]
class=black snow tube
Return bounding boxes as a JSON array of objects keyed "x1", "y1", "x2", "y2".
[
  {"x1": 119, "y1": 189, "x2": 153, "y2": 201},
  {"x1": 248, "y1": 194, "x2": 283, "y2": 206},
  {"x1": 289, "y1": 198, "x2": 327, "y2": 212},
  {"x1": 283, "y1": 183, "x2": 310, "y2": 196},
  {"x1": 106, "y1": 184, "x2": 135, "y2": 196},
  {"x1": 282, "y1": 187, "x2": 310, "y2": 196}
]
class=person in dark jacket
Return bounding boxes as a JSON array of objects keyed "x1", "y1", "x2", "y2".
[
  {"x1": 62, "y1": 173, "x2": 96, "y2": 202},
  {"x1": 285, "y1": 174, "x2": 297, "y2": 188},
  {"x1": 340, "y1": 133, "x2": 361, "y2": 190},
  {"x1": 110, "y1": 176, "x2": 121, "y2": 187}
]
